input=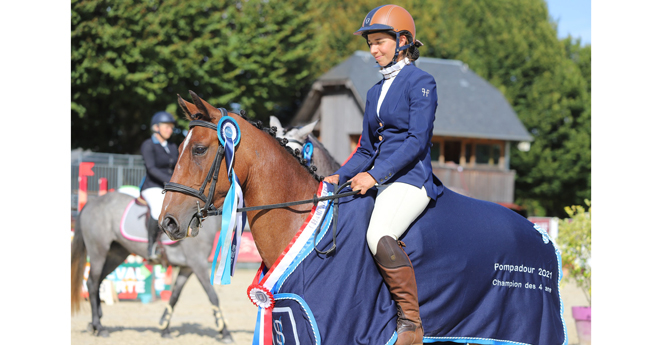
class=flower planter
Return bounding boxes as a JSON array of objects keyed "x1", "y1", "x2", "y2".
[{"x1": 571, "y1": 306, "x2": 591, "y2": 345}]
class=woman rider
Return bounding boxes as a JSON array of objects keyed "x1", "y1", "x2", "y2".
[
  {"x1": 141, "y1": 111, "x2": 179, "y2": 264},
  {"x1": 324, "y1": 5, "x2": 438, "y2": 345}
]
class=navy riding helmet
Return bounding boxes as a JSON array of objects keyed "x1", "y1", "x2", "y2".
[{"x1": 151, "y1": 111, "x2": 175, "y2": 127}]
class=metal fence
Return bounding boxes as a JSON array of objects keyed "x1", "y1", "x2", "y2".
[{"x1": 71, "y1": 149, "x2": 147, "y2": 214}]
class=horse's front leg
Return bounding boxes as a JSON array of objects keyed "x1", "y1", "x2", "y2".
[
  {"x1": 158, "y1": 266, "x2": 192, "y2": 338},
  {"x1": 192, "y1": 261, "x2": 234, "y2": 343}
]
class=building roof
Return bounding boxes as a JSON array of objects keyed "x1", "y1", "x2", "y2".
[{"x1": 296, "y1": 51, "x2": 532, "y2": 142}]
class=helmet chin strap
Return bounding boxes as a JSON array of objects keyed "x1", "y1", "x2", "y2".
[
  {"x1": 153, "y1": 124, "x2": 163, "y2": 139},
  {"x1": 153, "y1": 123, "x2": 174, "y2": 141},
  {"x1": 383, "y1": 31, "x2": 412, "y2": 68}
]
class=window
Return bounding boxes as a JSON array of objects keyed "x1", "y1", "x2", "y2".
[
  {"x1": 492, "y1": 144, "x2": 501, "y2": 165},
  {"x1": 431, "y1": 137, "x2": 504, "y2": 169},
  {"x1": 476, "y1": 144, "x2": 490, "y2": 164},
  {"x1": 464, "y1": 143, "x2": 472, "y2": 164},
  {"x1": 476, "y1": 144, "x2": 501, "y2": 166},
  {"x1": 430, "y1": 141, "x2": 441, "y2": 162},
  {"x1": 444, "y1": 141, "x2": 461, "y2": 164}
]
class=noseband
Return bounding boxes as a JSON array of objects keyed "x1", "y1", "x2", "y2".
[{"x1": 163, "y1": 108, "x2": 229, "y2": 224}]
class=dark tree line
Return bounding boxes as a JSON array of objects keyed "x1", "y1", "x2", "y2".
[{"x1": 72, "y1": 0, "x2": 590, "y2": 216}]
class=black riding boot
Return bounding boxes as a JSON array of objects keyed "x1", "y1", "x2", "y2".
[{"x1": 146, "y1": 217, "x2": 161, "y2": 264}]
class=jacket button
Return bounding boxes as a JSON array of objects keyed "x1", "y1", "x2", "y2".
[
  {"x1": 379, "y1": 122, "x2": 383, "y2": 127},
  {"x1": 378, "y1": 136, "x2": 383, "y2": 141}
]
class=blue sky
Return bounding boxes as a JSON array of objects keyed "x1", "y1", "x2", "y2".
[{"x1": 545, "y1": 0, "x2": 591, "y2": 44}]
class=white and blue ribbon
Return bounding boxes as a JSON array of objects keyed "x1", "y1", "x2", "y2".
[
  {"x1": 302, "y1": 141, "x2": 314, "y2": 166},
  {"x1": 210, "y1": 116, "x2": 246, "y2": 285}
]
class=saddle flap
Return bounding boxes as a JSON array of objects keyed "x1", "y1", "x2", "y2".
[{"x1": 120, "y1": 200, "x2": 177, "y2": 245}]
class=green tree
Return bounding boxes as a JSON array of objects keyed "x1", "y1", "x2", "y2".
[
  {"x1": 557, "y1": 200, "x2": 591, "y2": 305},
  {"x1": 72, "y1": 0, "x2": 590, "y2": 216},
  {"x1": 306, "y1": 0, "x2": 591, "y2": 215},
  {"x1": 72, "y1": 0, "x2": 322, "y2": 153}
]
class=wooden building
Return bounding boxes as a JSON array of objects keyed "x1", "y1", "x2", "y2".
[{"x1": 291, "y1": 51, "x2": 532, "y2": 204}]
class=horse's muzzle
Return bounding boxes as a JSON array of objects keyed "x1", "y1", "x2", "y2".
[
  {"x1": 161, "y1": 215, "x2": 185, "y2": 241},
  {"x1": 161, "y1": 214, "x2": 200, "y2": 241}
]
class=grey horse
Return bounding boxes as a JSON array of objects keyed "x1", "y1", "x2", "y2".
[
  {"x1": 270, "y1": 116, "x2": 341, "y2": 177},
  {"x1": 71, "y1": 191, "x2": 233, "y2": 342}
]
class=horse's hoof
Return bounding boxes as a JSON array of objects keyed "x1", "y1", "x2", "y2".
[
  {"x1": 220, "y1": 334, "x2": 234, "y2": 344},
  {"x1": 97, "y1": 329, "x2": 110, "y2": 338},
  {"x1": 161, "y1": 330, "x2": 173, "y2": 339},
  {"x1": 86, "y1": 323, "x2": 94, "y2": 333}
]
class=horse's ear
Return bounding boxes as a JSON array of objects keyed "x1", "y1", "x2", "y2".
[
  {"x1": 189, "y1": 90, "x2": 211, "y2": 121},
  {"x1": 189, "y1": 90, "x2": 223, "y2": 121},
  {"x1": 178, "y1": 94, "x2": 199, "y2": 121},
  {"x1": 270, "y1": 116, "x2": 285, "y2": 137},
  {"x1": 298, "y1": 120, "x2": 318, "y2": 138}
]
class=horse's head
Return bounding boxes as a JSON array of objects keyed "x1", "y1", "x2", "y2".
[
  {"x1": 159, "y1": 91, "x2": 253, "y2": 241},
  {"x1": 270, "y1": 116, "x2": 317, "y2": 153}
]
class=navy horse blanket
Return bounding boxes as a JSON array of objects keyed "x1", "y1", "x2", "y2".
[{"x1": 247, "y1": 181, "x2": 567, "y2": 345}]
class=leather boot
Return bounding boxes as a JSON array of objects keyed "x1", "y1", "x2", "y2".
[
  {"x1": 373, "y1": 236, "x2": 424, "y2": 345},
  {"x1": 146, "y1": 217, "x2": 161, "y2": 264}
]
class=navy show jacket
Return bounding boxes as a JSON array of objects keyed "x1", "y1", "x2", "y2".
[
  {"x1": 140, "y1": 135, "x2": 179, "y2": 191},
  {"x1": 334, "y1": 63, "x2": 440, "y2": 200}
]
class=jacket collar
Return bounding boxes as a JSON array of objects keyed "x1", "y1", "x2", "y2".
[
  {"x1": 378, "y1": 57, "x2": 411, "y2": 80},
  {"x1": 374, "y1": 63, "x2": 415, "y2": 106},
  {"x1": 152, "y1": 134, "x2": 170, "y2": 145}
]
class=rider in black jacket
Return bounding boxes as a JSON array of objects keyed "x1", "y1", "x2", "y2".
[{"x1": 140, "y1": 111, "x2": 178, "y2": 263}]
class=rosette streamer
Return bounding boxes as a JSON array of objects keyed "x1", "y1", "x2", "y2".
[{"x1": 210, "y1": 116, "x2": 247, "y2": 285}]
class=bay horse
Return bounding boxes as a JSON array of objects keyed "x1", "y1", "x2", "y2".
[
  {"x1": 71, "y1": 191, "x2": 233, "y2": 342},
  {"x1": 159, "y1": 91, "x2": 567, "y2": 345}
]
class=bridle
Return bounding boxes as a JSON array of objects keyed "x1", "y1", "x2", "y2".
[
  {"x1": 163, "y1": 109, "x2": 360, "y2": 254},
  {"x1": 163, "y1": 108, "x2": 230, "y2": 226}
]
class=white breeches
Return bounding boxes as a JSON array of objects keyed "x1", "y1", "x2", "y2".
[
  {"x1": 366, "y1": 182, "x2": 431, "y2": 255},
  {"x1": 141, "y1": 187, "x2": 165, "y2": 220}
]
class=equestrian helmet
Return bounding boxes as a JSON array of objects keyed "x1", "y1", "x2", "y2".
[
  {"x1": 354, "y1": 4, "x2": 416, "y2": 42},
  {"x1": 151, "y1": 111, "x2": 175, "y2": 126},
  {"x1": 355, "y1": 5, "x2": 417, "y2": 67}
]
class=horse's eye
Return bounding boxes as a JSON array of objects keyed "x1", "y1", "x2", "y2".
[{"x1": 192, "y1": 146, "x2": 207, "y2": 156}]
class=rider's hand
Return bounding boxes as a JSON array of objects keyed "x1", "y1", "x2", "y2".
[
  {"x1": 350, "y1": 172, "x2": 377, "y2": 195},
  {"x1": 323, "y1": 174, "x2": 340, "y2": 185}
]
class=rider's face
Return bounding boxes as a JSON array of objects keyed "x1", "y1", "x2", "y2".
[
  {"x1": 367, "y1": 32, "x2": 407, "y2": 67},
  {"x1": 155, "y1": 123, "x2": 174, "y2": 140}
]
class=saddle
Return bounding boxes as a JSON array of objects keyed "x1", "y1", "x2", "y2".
[{"x1": 120, "y1": 197, "x2": 178, "y2": 246}]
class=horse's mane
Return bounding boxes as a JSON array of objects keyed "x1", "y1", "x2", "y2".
[
  {"x1": 307, "y1": 134, "x2": 341, "y2": 167},
  {"x1": 236, "y1": 110, "x2": 323, "y2": 182}
]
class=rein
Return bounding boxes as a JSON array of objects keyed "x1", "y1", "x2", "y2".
[
  {"x1": 234, "y1": 181, "x2": 357, "y2": 255},
  {"x1": 233, "y1": 181, "x2": 357, "y2": 213},
  {"x1": 163, "y1": 114, "x2": 360, "y2": 254}
]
